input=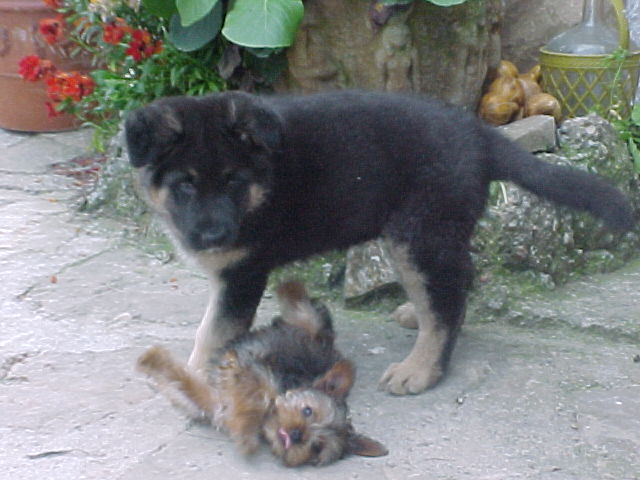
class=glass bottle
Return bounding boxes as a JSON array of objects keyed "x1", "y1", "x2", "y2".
[{"x1": 545, "y1": 0, "x2": 620, "y2": 54}]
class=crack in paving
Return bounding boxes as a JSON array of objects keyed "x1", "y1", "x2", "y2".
[
  {"x1": 25, "y1": 448, "x2": 107, "y2": 460},
  {"x1": 15, "y1": 246, "x2": 117, "y2": 301},
  {"x1": 0, "y1": 352, "x2": 39, "y2": 382}
]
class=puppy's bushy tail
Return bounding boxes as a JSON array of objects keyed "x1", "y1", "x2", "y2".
[
  {"x1": 276, "y1": 281, "x2": 334, "y2": 338},
  {"x1": 487, "y1": 132, "x2": 635, "y2": 232},
  {"x1": 137, "y1": 346, "x2": 216, "y2": 416}
]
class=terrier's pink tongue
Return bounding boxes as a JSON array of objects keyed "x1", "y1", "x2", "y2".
[{"x1": 278, "y1": 427, "x2": 291, "y2": 450}]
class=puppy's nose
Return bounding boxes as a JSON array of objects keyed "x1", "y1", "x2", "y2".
[
  {"x1": 199, "y1": 226, "x2": 229, "y2": 247},
  {"x1": 190, "y1": 222, "x2": 233, "y2": 250},
  {"x1": 289, "y1": 428, "x2": 303, "y2": 444}
]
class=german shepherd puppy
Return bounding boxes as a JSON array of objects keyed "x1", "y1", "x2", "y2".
[
  {"x1": 125, "y1": 90, "x2": 634, "y2": 396},
  {"x1": 138, "y1": 282, "x2": 387, "y2": 467}
]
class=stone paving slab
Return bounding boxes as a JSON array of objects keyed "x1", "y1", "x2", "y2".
[{"x1": 1, "y1": 128, "x2": 639, "y2": 480}]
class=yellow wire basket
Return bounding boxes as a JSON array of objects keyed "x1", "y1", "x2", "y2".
[{"x1": 540, "y1": 0, "x2": 640, "y2": 119}]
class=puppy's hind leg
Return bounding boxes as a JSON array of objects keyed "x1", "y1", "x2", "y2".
[{"x1": 379, "y1": 237, "x2": 472, "y2": 395}]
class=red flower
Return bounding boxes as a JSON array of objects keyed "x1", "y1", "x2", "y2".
[
  {"x1": 42, "y1": 0, "x2": 63, "y2": 8},
  {"x1": 45, "y1": 101, "x2": 60, "y2": 118},
  {"x1": 38, "y1": 15, "x2": 65, "y2": 45},
  {"x1": 102, "y1": 18, "x2": 129, "y2": 45},
  {"x1": 18, "y1": 56, "x2": 57, "y2": 81},
  {"x1": 18, "y1": 55, "x2": 43, "y2": 81},
  {"x1": 39, "y1": 59, "x2": 57, "y2": 78},
  {"x1": 125, "y1": 29, "x2": 162, "y2": 61},
  {"x1": 46, "y1": 71, "x2": 93, "y2": 103},
  {"x1": 46, "y1": 72, "x2": 66, "y2": 102}
]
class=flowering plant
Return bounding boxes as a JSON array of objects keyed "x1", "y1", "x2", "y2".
[
  {"x1": 18, "y1": 0, "x2": 228, "y2": 148},
  {"x1": 18, "y1": 1, "x2": 306, "y2": 148}
]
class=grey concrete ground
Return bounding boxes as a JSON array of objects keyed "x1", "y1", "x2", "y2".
[{"x1": 1, "y1": 128, "x2": 639, "y2": 480}]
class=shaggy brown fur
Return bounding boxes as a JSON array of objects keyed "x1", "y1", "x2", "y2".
[{"x1": 137, "y1": 282, "x2": 387, "y2": 467}]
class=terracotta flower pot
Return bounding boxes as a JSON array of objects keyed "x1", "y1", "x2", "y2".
[{"x1": 0, "y1": 0, "x2": 91, "y2": 132}]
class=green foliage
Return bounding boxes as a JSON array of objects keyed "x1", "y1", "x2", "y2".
[
  {"x1": 147, "y1": 0, "x2": 304, "y2": 49},
  {"x1": 176, "y1": 0, "x2": 218, "y2": 26},
  {"x1": 222, "y1": 0, "x2": 304, "y2": 48},
  {"x1": 425, "y1": 0, "x2": 469, "y2": 5},
  {"x1": 55, "y1": 0, "x2": 226, "y2": 149},
  {"x1": 142, "y1": 0, "x2": 177, "y2": 18},
  {"x1": 168, "y1": 2, "x2": 222, "y2": 51},
  {"x1": 613, "y1": 103, "x2": 640, "y2": 174},
  {"x1": 379, "y1": 0, "x2": 470, "y2": 6}
]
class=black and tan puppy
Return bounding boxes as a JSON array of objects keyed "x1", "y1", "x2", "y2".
[
  {"x1": 138, "y1": 282, "x2": 387, "y2": 467},
  {"x1": 126, "y1": 90, "x2": 634, "y2": 395}
]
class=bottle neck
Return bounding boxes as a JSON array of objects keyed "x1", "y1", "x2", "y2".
[{"x1": 582, "y1": 0, "x2": 605, "y2": 27}]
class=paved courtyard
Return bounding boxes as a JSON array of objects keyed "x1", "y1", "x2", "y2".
[{"x1": 1, "y1": 128, "x2": 639, "y2": 479}]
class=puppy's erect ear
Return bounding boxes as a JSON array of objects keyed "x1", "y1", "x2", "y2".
[
  {"x1": 347, "y1": 434, "x2": 388, "y2": 458},
  {"x1": 224, "y1": 92, "x2": 283, "y2": 153},
  {"x1": 312, "y1": 359, "x2": 355, "y2": 402},
  {"x1": 125, "y1": 103, "x2": 183, "y2": 168}
]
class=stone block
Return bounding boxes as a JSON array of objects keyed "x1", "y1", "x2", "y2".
[{"x1": 497, "y1": 115, "x2": 557, "y2": 153}]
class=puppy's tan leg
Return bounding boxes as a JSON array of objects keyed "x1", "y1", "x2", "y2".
[
  {"x1": 188, "y1": 263, "x2": 268, "y2": 372},
  {"x1": 188, "y1": 277, "x2": 221, "y2": 371},
  {"x1": 187, "y1": 277, "x2": 244, "y2": 372},
  {"x1": 379, "y1": 289, "x2": 446, "y2": 395},
  {"x1": 379, "y1": 242, "x2": 448, "y2": 395}
]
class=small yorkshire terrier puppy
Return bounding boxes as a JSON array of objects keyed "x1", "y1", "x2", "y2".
[{"x1": 137, "y1": 281, "x2": 387, "y2": 467}]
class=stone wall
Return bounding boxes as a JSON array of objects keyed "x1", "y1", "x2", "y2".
[{"x1": 279, "y1": 0, "x2": 502, "y2": 109}]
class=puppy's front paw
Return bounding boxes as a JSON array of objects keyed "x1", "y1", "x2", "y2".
[{"x1": 378, "y1": 359, "x2": 442, "y2": 395}]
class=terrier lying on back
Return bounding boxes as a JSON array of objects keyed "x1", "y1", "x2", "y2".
[{"x1": 137, "y1": 282, "x2": 387, "y2": 467}]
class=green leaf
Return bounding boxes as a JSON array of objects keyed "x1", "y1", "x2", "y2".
[
  {"x1": 168, "y1": 2, "x2": 222, "y2": 51},
  {"x1": 176, "y1": 0, "x2": 219, "y2": 26},
  {"x1": 422, "y1": 0, "x2": 468, "y2": 5},
  {"x1": 631, "y1": 103, "x2": 640, "y2": 126},
  {"x1": 629, "y1": 138, "x2": 640, "y2": 174},
  {"x1": 143, "y1": 0, "x2": 178, "y2": 19},
  {"x1": 378, "y1": 1, "x2": 414, "y2": 5},
  {"x1": 222, "y1": 0, "x2": 304, "y2": 48}
]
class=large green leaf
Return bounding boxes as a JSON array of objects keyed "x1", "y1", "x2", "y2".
[
  {"x1": 380, "y1": 0, "x2": 469, "y2": 5},
  {"x1": 168, "y1": 2, "x2": 223, "y2": 51},
  {"x1": 222, "y1": 0, "x2": 304, "y2": 48},
  {"x1": 142, "y1": 0, "x2": 177, "y2": 19},
  {"x1": 424, "y1": 0, "x2": 469, "y2": 5},
  {"x1": 378, "y1": 1, "x2": 414, "y2": 5},
  {"x1": 177, "y1": 0, "x2": 219, "y2": 27}
]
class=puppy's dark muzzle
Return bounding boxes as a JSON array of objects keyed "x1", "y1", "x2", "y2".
[{"x1": 188, "y1": 221, "x2": 237, "y2": 250}]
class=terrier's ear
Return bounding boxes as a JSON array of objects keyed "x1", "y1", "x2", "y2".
[
  {"x1": 347, "y1": 433, "x2": 388, "y2": 458},
  {"x1": 312, "y1": 360, "x2": 355, "y2": 402},
  {"x1": 125, "y1": 103, "x2": 183, "y2": 168},
  {"x1": 224, "y1": 92, "x2": 283, "y2": 154}
]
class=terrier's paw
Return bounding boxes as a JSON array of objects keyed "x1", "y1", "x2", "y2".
[
  {"x1": 378, "y1": 359, "x2": 442, "y2": 395},
  {"x1": 391, "y1": 302, "x2": 418, "y2": 329}
]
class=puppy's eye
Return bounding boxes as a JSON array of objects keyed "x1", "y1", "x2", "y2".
[
  {"x1": 174, "y1": 180, "x2": 196, "y2": 197},
  {"x1": 224, "y1": 171, "x2": 249, "y2": 189},
  {"x1": 301, "y1": 406, "x2": 313, "y2": 418}
]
